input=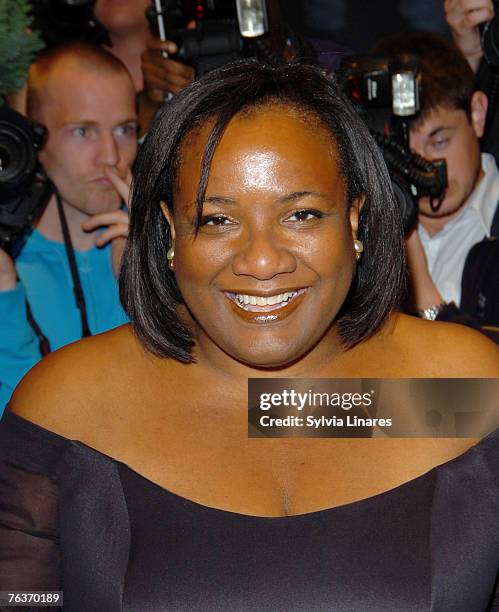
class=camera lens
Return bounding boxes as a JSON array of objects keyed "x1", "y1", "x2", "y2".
[
  {"x1": 0, "y1": 145, "x2": 11, "y2": 173},
  {"x1": 0, "y1": 107, "x2": 52, "y2": 248},
  {"x1": 0, "y1": 122, "x2": 35, "y2": 191}
]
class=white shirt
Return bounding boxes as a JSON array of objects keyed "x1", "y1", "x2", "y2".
[{"x1": 418, "y1": 153, "x2": 499, "y2": 306}]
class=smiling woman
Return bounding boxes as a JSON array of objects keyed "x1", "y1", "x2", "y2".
[
  {"x1": 123, "y1": 60, "x2": 405, "y2": 365},
  {"x1": 154, "y1": 103, "x2": 376, "y2": 368},
  {"x1": 0, "y1": 61, "x2": 498, "y2": 611}
]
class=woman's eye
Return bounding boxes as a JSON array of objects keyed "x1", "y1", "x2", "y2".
[
  {"x1": 200, "y1": 215, "x2": 234, "y2": 227},
  {"x1": 286, "y1": 209, "x2": 323, "y2": 222}
]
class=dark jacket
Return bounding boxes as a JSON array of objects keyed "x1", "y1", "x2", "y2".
[{"x1": 437, "y1": 203, "x2": 499, "y2": 344}]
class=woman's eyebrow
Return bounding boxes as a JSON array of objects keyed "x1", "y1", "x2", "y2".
[
  {"x1": 203, "y1": 196, "x2": 237, "y2": 205},
  {"x1": 201, "y1": 192, "x2": 330, "y2": 205},
  {"x1": 278, "y1": 191, "x2": 330, "y2": 203}
]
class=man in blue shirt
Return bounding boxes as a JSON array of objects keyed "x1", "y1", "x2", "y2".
[{"x1": 0, "y1": 42, "x2": 138, "y2": 413}]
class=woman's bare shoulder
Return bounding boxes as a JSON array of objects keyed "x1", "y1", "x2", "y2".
[
  {"x1": 389, "y1": 313, "x2": 499, "y2": 377},
  {"x1": 9, "y1": 324, "x2": 169, "y2": 441}
]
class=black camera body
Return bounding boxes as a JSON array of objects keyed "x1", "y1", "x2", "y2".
[
  {"x1": 148, "y1": 0, "x2": 279, "y2": 76},
  {"x1": 340, "y1": 55, "x2": 447, "y2": 233},
  {"x1": 0, "y1": 106, "x2": 53, "y2": 252},
  {"x1": 155, "y1": 4, "x2": 245, "y2": 75}
]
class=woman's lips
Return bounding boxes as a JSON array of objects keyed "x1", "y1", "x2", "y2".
[{"x1": 224, "y1": 288, "x2": 308, "y2": 324}]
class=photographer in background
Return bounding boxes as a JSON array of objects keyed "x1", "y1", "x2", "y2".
[
  {"x1": 0, "y1": 42, "x2": 138, "y2": 413},
  {"x1": 94, "y1": 0, "x2": 298, "y2": 134},
  {"x1": 374, "y1": 33, "x2": 499, "y2": 341},
  {"x1": 93, "y1": 0, "x2": 194, "y2": 135},
  {"x1": 94, "y1": 0, "x2": 194, "y2": 105},
  {"x1": 139, "y1": 0, "x2": 328, "y2": 132}
]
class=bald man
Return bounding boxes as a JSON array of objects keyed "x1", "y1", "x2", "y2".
[{"x1": 0, "y1": 42, "x2": 138, "y2": 413}]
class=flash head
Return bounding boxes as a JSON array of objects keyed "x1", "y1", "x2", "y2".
[{"x1": 236, "y1": 0, "x2": 268, "y2": 38}]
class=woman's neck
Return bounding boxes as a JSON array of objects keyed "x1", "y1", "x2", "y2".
[{"x1": 190, "y1": 322, "x2": 348, "y2": 383}]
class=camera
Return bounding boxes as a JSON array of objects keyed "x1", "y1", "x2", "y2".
[
  {"x1": 149, "y1": 0, "x2": 246, "y2": 75},
  {"x1": 340, "y1": 55, "x2": 447, "y2": 233},
  {"x1": 0, "y1": 106, "x2": 53, "y2": 251},
  {"x1": 147, "y1": 0, "x2": 308, "y2": 76}
]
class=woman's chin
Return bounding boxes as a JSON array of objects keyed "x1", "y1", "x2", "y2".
[{"x1": 222, "y1": 338, "x2": 318, "y2": 371}]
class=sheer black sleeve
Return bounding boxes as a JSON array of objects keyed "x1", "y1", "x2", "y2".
[{"x1": 0, "y1": 411, "x2": 68, "y2": 591}]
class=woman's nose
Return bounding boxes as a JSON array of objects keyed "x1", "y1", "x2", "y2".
[{"x1": 231, "y1": 228, "x2": 296, "y2": 280}]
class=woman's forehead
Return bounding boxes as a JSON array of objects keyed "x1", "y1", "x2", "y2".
[{"x1": 177, "y1": 105, "x2": 340, "y2": 183}]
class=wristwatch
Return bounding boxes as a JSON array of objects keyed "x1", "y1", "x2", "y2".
[{"x1": 418, "y1": 302, "x2": 448, "y2": 320}]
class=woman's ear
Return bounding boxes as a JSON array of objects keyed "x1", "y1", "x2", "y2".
[
  {"x1": 349, "y1": 195, "x2": 366, "y2": 238},
  {"x1": 160, "y1": 201, "x2": 176, "y2": 242}
]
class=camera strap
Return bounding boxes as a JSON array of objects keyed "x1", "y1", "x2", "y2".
[
  {"x1": 55, "y1": 191, "x2": 92, "y2": 339},
  {"x1": 23, "y1": 192, "x2": 93, "y2": 357},
  {"x1": 25, "y1": 296, "x2": 51, "y2": 357}
]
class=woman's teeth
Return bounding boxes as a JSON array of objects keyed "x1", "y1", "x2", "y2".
[{"x1": 233, "y1": 291, "x2": 298, "y2": 310}]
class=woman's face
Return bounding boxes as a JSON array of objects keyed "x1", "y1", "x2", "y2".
[{"x1": 167, "y1": 105, "x2": 362, "y2": 368}]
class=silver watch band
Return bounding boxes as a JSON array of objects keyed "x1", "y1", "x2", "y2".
[{"x1": 419, "y1": 303, "x2": 447, "y2": 320}]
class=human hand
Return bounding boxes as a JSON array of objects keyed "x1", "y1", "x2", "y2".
[
  {"x1": 0, "y1": 248, "x2": 17, "y2": 291},
  {"x1": 141, "y1": 36, "x2": 195, "y2": 104},
  {"x1": 405, "y1": 228, "x2": 444, "y2": 311},
  {"x1": 81, "y1": 167, "x2": 132, "y2": 277},
  {"x1": 444, "y1": 0, "x2": 495, "y2": 71}
]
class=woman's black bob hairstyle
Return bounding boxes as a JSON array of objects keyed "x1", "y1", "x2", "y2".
[{"x1": 120, "y1": 60, "x2": 405, "y2": 362}]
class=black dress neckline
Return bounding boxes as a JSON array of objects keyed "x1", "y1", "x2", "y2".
[{"x1": 4, "y1": 409, "x2": 498, "y2": 521}]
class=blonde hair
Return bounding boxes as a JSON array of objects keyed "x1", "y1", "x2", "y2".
[{"x1": 27, "y1": 42, "x2": 131, "y2": 121}]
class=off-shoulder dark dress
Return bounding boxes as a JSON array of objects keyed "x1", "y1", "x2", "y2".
[{"x1": 0, "y1": 411, "x2": 498, "y2": 612}]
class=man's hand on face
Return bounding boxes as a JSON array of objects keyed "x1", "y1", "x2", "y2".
[
  {"x1": 405, "y1": 228, "x2": 445, "y2": 311},
  {"x1": 0, "y1": 249, "x2": 17, "y2": 292},
  {"x1": 81, "y1": 167, "x2": 132, "y2": 278},
  {"x1": 444, "y1": 0, "x2": 495, "y2": 71}
]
